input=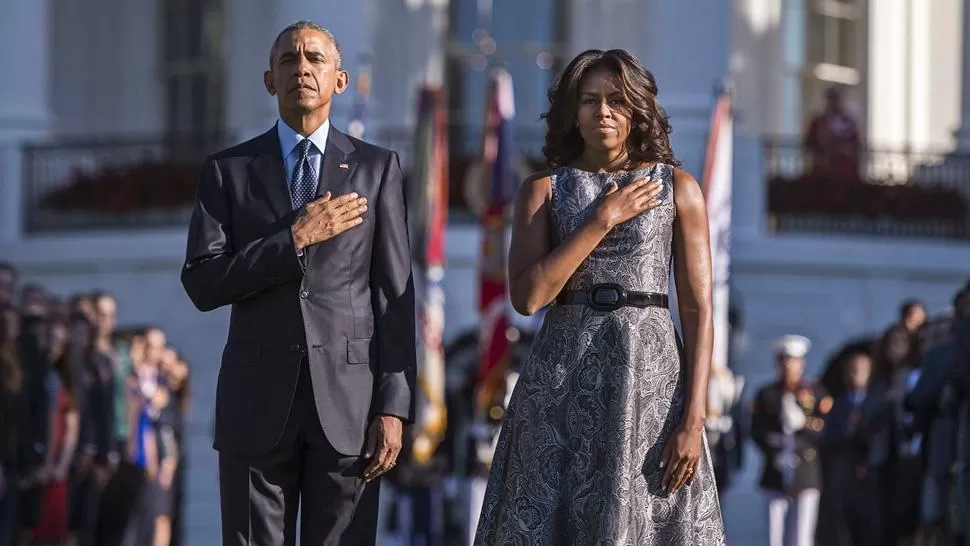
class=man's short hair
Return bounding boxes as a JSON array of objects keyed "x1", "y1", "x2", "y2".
[{"x1": 269, "y1": 20, "x2": 342, "y2": 68}]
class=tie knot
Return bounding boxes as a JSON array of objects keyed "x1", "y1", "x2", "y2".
[{"x1": 297, "y1": 138, "x2": 314, "y2": 157}]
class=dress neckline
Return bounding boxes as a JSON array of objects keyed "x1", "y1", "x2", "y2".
[{"x1": 558, "y1": 163, "x2": 663, "y2": 177}]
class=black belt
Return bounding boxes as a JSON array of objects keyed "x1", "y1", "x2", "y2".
[{"x1": 555, "y1": 283, "x2": 669, "y2": 312}]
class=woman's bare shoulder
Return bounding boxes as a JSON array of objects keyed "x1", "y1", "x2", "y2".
[
  {"x1": 671, "y1": 168, "x2": 704, "y2": 212},
  {"x1": 517, "y1": 170, "x2": 554, "y2": 200}
]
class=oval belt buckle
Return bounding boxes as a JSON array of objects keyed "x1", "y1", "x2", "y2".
[{"x1": 587, "y1": 283, "x2": 627, "y2": 312}]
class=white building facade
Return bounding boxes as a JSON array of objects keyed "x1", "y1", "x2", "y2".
[{"x1": 1, "y1": 0, "x2": 969, "y2": 542}]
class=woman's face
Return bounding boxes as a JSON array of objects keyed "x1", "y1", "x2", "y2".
[
  {"x1": 160, "y1": 348, "x2": 178, "y2": 375},
  {"x1": 94, "y1": 296, "x2": 117, "y2": 338},
  {"x1": 166, "y1": 359, "x2": 188, "y2": 391},
  {"x1": 129, "y1": 335, "x2": 147, "y2": 365},
  {"x1": 49, "y1": 322, "x2": 69, "y2": 362},
  {"x1": 575, "y1": 69, "x2": 631, "y2": 156}
]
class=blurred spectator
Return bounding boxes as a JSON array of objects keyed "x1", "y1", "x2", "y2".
[
  {"x1": 804, "y1": 85, "x2": 861, "y2": 180},
  {"x1": 899, "y1": 299, "x2": 927, "y2": 336},
  {"x1": 32, "y1": 319, "x2": 80, "y2": 546},
  {"x1": 818, "y1": 351, "x2": 872, "y2": 546},
  {"x1": 860, "y1": 324, "x2": 922, "y2": 545},
  {"x1": 751, "y1": 335, "x2": 831, "y2": 546},
  {"x1": 0, "y1": 263, "x2": 17, "y2": 307},
  {"x1": 0, "y1": 305, "x2": 25, "y2": 545},
  {"x1": 0, "y1": 278, "x2": 191, "y2": 546}
]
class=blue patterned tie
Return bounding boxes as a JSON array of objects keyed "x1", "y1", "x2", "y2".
[{"x1": 290, "y1": 138, "x2": 318, "y2": 210}]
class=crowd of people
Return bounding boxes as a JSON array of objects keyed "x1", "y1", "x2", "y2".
[
  {"x1": 0, "y1": 262, "x2": 190, "y2": 546},
  {"x1": 751, "y1": 282, "x2": 970, "y2": 546}
]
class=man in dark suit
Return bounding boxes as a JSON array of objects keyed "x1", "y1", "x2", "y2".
[
  {"x1": 180, "y1": 20, "x2": 416, "y2": 546},
  {"x1": 751, "y1": 335, "x2": 832, "y2": 546}
]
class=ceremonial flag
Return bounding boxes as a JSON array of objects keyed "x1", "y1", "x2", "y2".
[
  {"x1": 702, "y1": 90, "x2": 744, "y2": 443},
  {"x1": 476, "y1": 68, "x2": 516, "y2": 418},
  {"x1": 409, "y1": 86, "x2": 449, "y2": 465},
  {"x1": 702, "y1": 91, "x2": 733, "y2": 375}
]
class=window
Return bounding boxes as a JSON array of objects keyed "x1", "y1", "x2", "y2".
[
  {"x1": 161, "y1": 0, "x2": 225, "y2": 138},
  {"x1": 807, "y1": 0, "x2": 860, "y2": 69},
  {"x1": 802, "y1": 0, "x2": 864, "y2": 122}
]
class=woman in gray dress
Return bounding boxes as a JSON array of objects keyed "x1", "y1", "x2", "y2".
[{"x1": 474, "y1": 49, "x2": 726, "y2": 545}]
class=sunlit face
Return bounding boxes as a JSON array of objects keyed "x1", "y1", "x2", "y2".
[
  {"x1": 166, "y1": 359, "x2": 189, "y2": 391},
  {"x1": 160, "y1": 347, "x2": 178, "y2": 375},
  {"x1": 95, "y1": 296, "x2": 117, "y2": 338},
  {"x1": 845, "y1": 354, "x2": 871, "y2": 390},
  {"x1": 264, "y1": 28, "x2": 349, "y2": 116},
  {"x1": 144, "y1": 328, "x2": 166, "y2": 365},
  {"x1": 129, "y1": 335, "x2": 147, "y2": 366},
  {"x1": 575, "y1": 69, "x2": 632, "y2": 156},
  {"x1": 777, "y1": 355, "x2": 804, "y2": 386}
]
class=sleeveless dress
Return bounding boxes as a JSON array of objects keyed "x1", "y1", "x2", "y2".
[{"x1": 474, "y1": 165, "x2": 726, "y2": 545}]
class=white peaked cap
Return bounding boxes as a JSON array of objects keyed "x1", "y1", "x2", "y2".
[{"x1": 774, "y1": 334, "x2": 811, "y2": 358}]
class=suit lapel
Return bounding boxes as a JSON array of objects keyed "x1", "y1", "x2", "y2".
[
  {"x1": 317, "y1": 126, "x2": 358, "y2": 198},
  {"x1": 250, "y1": 127, "x2": 293, "y2": 218}
]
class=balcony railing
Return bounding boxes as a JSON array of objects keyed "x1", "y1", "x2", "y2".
[
  {"x1": 764, "y1": 138, "x2": 970, "y2": 240},
  {"x1": 21, "y1": 126, "x2": 546, "y2": 234},
  {"x1": 21, "y1": 134, "x2": 227, "y2": 234}
]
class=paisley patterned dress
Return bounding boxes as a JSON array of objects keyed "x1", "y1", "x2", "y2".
[{"x1": 474, "y1": 165, "x2": 726, "y2": 545}]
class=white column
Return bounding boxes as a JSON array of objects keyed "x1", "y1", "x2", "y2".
[
  {"x1": 955, "y1": 0, "x2": 970, "y2": 149},
  {"x1": 0, "y1": 0, "x2": 51, "y2": 242}
]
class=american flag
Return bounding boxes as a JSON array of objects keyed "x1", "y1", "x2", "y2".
[
  {"x1": 475, "y1": 68, "x2": 516, "y2": 422},
  {"x1": 409, "y1": 86, "x2": 449, "y2": 465}
]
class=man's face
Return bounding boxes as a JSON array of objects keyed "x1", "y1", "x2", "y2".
[
  {"x1": 777, "y1": 355, "x2": 805, "y2": 386},
  {"x1": 825, "y1": 90, "x2": 842, "y2": 111},
  {"x1": 264, "y1": 28, "x2": 349, "y2": 117}
]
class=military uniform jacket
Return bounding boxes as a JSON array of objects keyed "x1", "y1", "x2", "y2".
[{"x1": 751, "y1": 380, "x2": 831, "y2": 493}]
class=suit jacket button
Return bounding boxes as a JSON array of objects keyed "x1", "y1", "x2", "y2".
[
  {"x1": 300, "y1": 290, "x2": 309, "y2": 299},
  {"x1": 290, "y1": 344, "x2": 302, "y2": 352}
]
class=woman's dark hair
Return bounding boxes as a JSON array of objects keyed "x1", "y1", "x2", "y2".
[
  {"x1": 0, "y1": 305, "x2": 23, "y2": 394},
  {"x1": 51, "y1": 318, "x2": 80, "y2": 411},
  {"x1": 541, "y1": 49, "x2": 680, "y2": 169},
  {"x1": 872, "y1": 325, "x2": 916, "y2": 380}
]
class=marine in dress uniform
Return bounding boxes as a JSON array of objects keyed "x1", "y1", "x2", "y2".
[{"x1": 751, "y1": 335, "x2": 832, "y2": 546}]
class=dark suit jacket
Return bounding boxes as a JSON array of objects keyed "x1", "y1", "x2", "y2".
[
  {"x1": 750, "y1": 380, "x2": 828, "y2": 493},
  {"x1": 181, "y1": 125, "x2": 416, "y2": 457}
]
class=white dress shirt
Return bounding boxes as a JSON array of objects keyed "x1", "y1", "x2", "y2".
[
  {"x1": 276, "y1": 117, "x2": 330, "y2": 199},
  {"x1": 276, "y1": 118, "x2": 330, "y2": 259}
]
